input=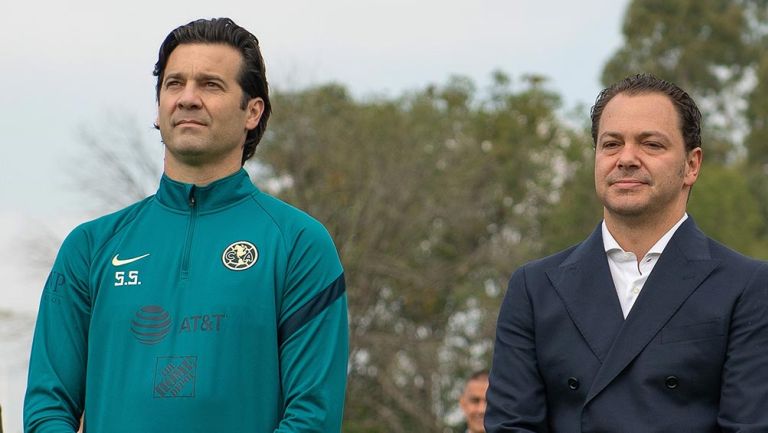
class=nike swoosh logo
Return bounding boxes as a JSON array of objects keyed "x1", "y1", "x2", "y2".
[{"x1": 112, "y1": 253, "x2": 151, "y2": 266}]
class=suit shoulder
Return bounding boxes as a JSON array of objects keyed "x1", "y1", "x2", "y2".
[
  {"x1": 518, "y1": 243, "x2": 581, "y2": 273},
  {"x1": 705, "y1": 236, "x2": 768, "y2": 271},
  {"x1": 504, "y1": 244, "x2": 584, "y2": 293}
]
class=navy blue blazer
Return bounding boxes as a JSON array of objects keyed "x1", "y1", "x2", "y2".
[{"x1": 486, "y1": 218, "x2": 768, "y2": 432}]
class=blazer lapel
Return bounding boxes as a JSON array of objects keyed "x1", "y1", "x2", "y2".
[
  {"x1": 547, "y1": 225, "x2": 625, "y2": 363},
  {"x1": 585, "y1": 218, "x2": 721, "y2": 403}
]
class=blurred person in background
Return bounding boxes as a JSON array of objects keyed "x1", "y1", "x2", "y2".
[{"x1": 459, "y1": 370, "x2": 488, "y2": 433}]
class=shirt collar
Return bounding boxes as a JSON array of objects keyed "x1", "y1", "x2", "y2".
[
  {"x1": 602, "y1": 213, "x2": 688, "y2": 256},
  {"x1": 155, "y1": 168, "x2": 257, "y2": 213}
]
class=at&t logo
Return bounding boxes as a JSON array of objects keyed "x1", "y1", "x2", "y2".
[{"x1": 131, "y1": 305, "x2": 172, "y2": 345}]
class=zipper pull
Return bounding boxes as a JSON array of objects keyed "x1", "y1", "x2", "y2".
[{"x1": 188, "y1": 187, "x2": 196, "y2": 208}]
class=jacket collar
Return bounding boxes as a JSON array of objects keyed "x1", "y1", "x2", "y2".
[
  {"x1": 155, "y1": 168, "x2": 257, "y2": 213},
  {"x1": 547, "y1": 224, "x2": 625, "y2": 363}
]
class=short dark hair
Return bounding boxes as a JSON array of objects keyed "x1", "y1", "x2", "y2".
[
  {"x1": 153, "y1": 17, "x2": 272, "y2": 164},
  {"x1": 590, "y1": 73, "x2": 701, "y2": 152},
  {"x1": 466, "y1": 369, "x2": 489, "y2": 383}
]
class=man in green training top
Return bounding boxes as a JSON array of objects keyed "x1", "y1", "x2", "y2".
[{"x1": 24, "y1": 18, "x2": 349, "y2": 433}]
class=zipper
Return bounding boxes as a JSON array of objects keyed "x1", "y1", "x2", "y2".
[{"x1": 180, "y1": 187, "x2": 197, "y2": 280}]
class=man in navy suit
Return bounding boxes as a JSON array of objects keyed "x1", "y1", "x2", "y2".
[{"x1": 485, "y1": 73, "x2": 768, "y2": 432}]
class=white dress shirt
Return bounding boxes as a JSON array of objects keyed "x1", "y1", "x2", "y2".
[{"x1": 602, "y1": 214, "x2": 688, "y2": 318}]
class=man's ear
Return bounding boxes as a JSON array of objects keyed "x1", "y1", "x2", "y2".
[
  {"x1": 245, "y1": 97, "x2": 264, "y2": 131},
  {"x1": 684, "y1": 147, "x2": 702, "y2": 187}
]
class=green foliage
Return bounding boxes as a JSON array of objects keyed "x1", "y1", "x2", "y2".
[
  {"x1": 257, "y1": 74, "x2": 592, "y2": 431},
  {"x1": 539, "y1": 148, "x2": 603, "y2": 254},
  {"x1": 745, "y1": 55, "x2": 768, "y2": 167},
  {"x1": 688, "y1": 163, "x2": 768, "y2": 258},
  {"x1": 603, "y1": 0, "x2": 752, "y2": 94},
  {"x1": 602, "y1": 0, "x2": 768, "y2": 162}
]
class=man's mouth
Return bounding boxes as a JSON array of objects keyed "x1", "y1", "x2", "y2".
[
  {"x1": 612, "y1": 179, "x2": 645, "y2": 186},
  {"x1": 175, "y1": 119, "x2": 207, "y2": 126},
  {"x1": 608, "y1": 174, "x2": 650, "y2": 187}
]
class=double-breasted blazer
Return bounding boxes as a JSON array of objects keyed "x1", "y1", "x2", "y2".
[{"x1": 486, "y1": 218, "x2": 768, "y2": 432}]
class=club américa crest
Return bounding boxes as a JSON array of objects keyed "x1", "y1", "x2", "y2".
[{"x1": 222, "y1": 241, "x2": 258, "y2": 271}]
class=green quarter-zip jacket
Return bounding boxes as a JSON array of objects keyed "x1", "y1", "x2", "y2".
[{"x1": 25, "y1": 169, "x2": 348, "y2": 433}]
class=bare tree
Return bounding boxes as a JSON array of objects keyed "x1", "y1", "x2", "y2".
[{"x1": 72, "y1": 112, "x2": 162, "y2": 211}]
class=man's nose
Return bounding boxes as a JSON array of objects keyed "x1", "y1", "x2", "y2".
[
  {"x1": 617, "y1": 142, "x2": 641, "y2": 168},
  {"x1": 177, "y1": 84, "x2": 202, "y2": 109}
]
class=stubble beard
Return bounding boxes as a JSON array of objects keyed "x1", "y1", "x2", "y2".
[{"x1": 601, "y1": 162, "x2": 687, "y2": 221}]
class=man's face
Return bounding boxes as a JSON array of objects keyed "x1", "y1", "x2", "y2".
[
  {"x1": 459, "y1": 377, "x2": 488, "y2": 433},
  {"x1": 594, "y1": 92, "x2": 701, "y2": 223},
  {"x1": 157, "y1": 43, "x2": 263, "y2": 170}
]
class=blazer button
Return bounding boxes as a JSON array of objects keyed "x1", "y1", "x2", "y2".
[
  {"x1": 567, "y1": 377, "x2": 579, "y2": 390},
  {"x1": 664, "y1": 376, "x2": 679, "y2": 389}
]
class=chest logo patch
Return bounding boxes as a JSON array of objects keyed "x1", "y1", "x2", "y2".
[
  {"x1": 112, "y1": 253, "x2": 150, "y2": 266},
  {"x1": 222, "y1": 241, "x2": 258, "y2": 271}
]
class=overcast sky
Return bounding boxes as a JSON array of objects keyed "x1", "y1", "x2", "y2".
[{"x1": 0, "y1": 0, "x2": 630, "y2": 311}]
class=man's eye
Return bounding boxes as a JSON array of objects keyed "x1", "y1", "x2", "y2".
[
  {"x1": 165, "y1": 80, "x2": 181, "y2": 88},
  {"x1": 205, "y1": 81, "x2": 222, "y2": 89}
]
